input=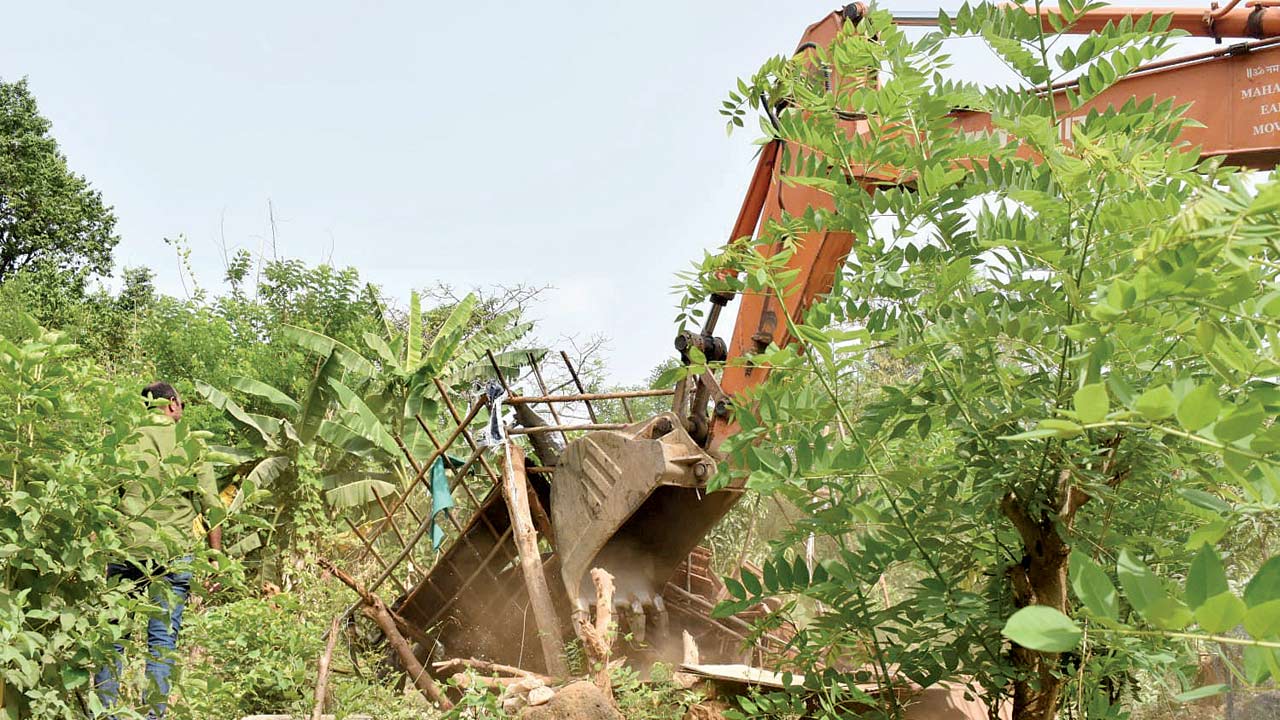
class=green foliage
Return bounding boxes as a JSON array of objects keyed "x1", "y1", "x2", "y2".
[
  {"x1": 1002, "y1": 607, "x2": 1084, "y2": 653},
  {"x1": 182, "y1": 595, "x2": 315, "y2": 712},
  {"x1": 690, "y1": 4, "x2": 1280, "y2": 718},
  {"x1": 0, "y1": 79, "x2": 118, "y2": 292},
  {"x1": 178, "y1": 571, "x2": 430, "y2": 720},
  {"x1": 612, "y1": 663, "x2": 703, "y2": 720},
  {"x1": 196, "y1": 284, "x2": 543, "y2": 581},
  {"x1": 0, "y1": 318, "x2": 227, "y2": 718}
]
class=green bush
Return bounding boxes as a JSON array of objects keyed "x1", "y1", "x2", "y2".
[
  {"x1": 179, "y1": 594, "x2": 315, "y2": 714},
  {"x1": 0, "y1": 317, "x2": 220, "y2": 718},
  {"x1": 175, "y1": 569, "x2": 431, "y2": 720}
]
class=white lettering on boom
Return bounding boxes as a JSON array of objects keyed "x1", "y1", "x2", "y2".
[
  {"x1": 1252, "y1": 121, "x2": 1280, "y2": 136},
  {"x1": 1243, "y1": 82, "x2": 1280, "y2": 100}
]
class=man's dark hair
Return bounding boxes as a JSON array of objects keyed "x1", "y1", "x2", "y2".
[{"x1": 142, "y1": 381, "x2": 180, "y2": 404}]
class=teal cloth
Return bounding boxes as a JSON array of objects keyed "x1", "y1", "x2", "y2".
[{"x1": 428, "y1": 456, "x2": 455, "y2": 551}]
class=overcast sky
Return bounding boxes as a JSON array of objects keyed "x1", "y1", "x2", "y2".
[{"x1": 1, "y1": 2, "x2": 1214, "y2": 384}]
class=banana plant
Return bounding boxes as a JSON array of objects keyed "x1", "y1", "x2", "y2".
[
  {"x1": 201, "y1": 291, "x2": 543, "y2": 517},
  {"x1": 196, "y1": 324, "x2": 379, "y2": 560},
  {"x1": 339, "y1": 290, "x2": 545, "y2": 488}
]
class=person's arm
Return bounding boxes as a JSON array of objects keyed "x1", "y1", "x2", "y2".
[{"x1": 196, "y1": 460, "x2": 226, "y2": 551}]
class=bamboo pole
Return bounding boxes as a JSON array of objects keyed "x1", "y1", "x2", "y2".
[
  {"x1": 500, "y1": 443, "x2": 568, "y2": 677},
  {"x1": 504, "y1": 388, "x2": 673, "y2": 404},
  {"x1": 506, "y1": 423, "x2": 626, "y2": 435},
  {"x1": 560, "y1": 350, "x2": 601, "y2": 423},
  {"x1": 526, "y1": 350, "x2": 571, "y2": 449},
  {"x1": 360, "y1": 397, "x2": 486, "y2": 554},
  {"x1": 342, "y1": 517, "x2": 408, "y2": 594}
]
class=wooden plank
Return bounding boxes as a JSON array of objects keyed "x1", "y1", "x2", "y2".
[{"x1": 500, "y1": 443, "x2": 567, "y2": 677}]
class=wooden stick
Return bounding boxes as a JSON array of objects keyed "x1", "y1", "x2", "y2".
[
  {"x1": 560, "y1": 350, "x2": 600, "y2": 423},
  {"x1": 526, "y1": 350, "x2": 571, "y2": 449},
  {"x1": 505, "y1": 388, "x2": 673, "y2": 404},
  {"x1": 450, "y1": 672, "x2": 538, "y2": 691},
  {"x1": 500, "y1": 444, "x2": 568, "y2": 677},
  {"x1": 360, "y1": 397, "x2": 486, "y2": 555},
  {"x1": 343, "y1": 517, "x2": 408, "y2": 594},
  {"x1": 506, "y1": 423, "x2": 626, "y2": 435},
  {"x1": 311, "y1": 615, "x2": 341, "y2": 720},
  {"x1": 371, "y1": 487, "x2": 408, "y2": 550},
  {"x1": 318, "y1": 558, "x2": 452, "y2": 710},
  {"x1": 432, "y1": 657, "x2": 548, "y2": 680}
]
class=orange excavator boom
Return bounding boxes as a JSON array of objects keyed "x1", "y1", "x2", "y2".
[{"x1": 709, "y1": 6, "x2": 1280, "y2": 452}]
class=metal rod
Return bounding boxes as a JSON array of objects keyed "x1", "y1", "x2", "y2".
[
  {"x1": 887, "y1": 9, "x2": 946, "y2": 25},
  {"x1": 701, "y1": 302, "x2": 724, "y2": 337},
  {"x1": 505, "y1": 423, "x2": 627, "y2": 435},
  {"x1": 505, "y1": 388, "x2": 673, "y2": 404},
  {"x1": 559, "y1": 351, "x2": 599, "y2": 424}
]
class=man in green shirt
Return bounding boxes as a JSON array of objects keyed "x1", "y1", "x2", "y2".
[{"x1": 94, "y1": 381, "x2": 224, "y2": 719}]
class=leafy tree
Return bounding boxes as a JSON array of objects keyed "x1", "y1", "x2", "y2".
[
  {"x1": 0, "y1": 79, "x2": 117, "y2": 288},
  {"x1": 686, "y1": 6, "x2": 1280, "y2": 719}
]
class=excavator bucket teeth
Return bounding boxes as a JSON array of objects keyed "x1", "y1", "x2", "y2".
[{"x1": 551, "y1": 412, "x2": 727, "y2": 620}]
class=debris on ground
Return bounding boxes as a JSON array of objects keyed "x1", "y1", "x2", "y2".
[{"x1": 518, "y1": 680, "x2": 624, "y2": 720}]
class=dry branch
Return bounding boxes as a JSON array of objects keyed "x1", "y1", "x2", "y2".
[
  {"x1": 318, "y1": 557, "x2": 452, "y2": 710},
  {"x1": 433, "y1": 657, "x2": 548, "y2": 680},
  {"x1": 573, "y1": 567, "x2": 616, "y2": 699},
  {"x1": 311, "y1": 615, "x2": 341, "y2": 720},
  {"x1": 450, "y1": 673, "x2": 538, "y2": 690}
]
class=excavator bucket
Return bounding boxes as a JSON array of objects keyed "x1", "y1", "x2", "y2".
[{"x1": 551, "y1": 412, "x2": 737, "y2": 641}]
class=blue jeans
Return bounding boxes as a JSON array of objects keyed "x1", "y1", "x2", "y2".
[{"x1": 93, "y1": 560, "x2": 191, "y2": 719}]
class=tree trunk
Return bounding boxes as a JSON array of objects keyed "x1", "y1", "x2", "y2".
[{"x1": 1003, "y1": 493, "x2": 1071, "y2": 720}]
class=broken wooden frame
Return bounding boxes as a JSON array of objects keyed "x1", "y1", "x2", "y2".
[
  {"x1": 329, "y1": 348, "x2": 788, "y2": 680},
  {"x1": 330, "y1": 352, "x2": 671, "y2": 662}
]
